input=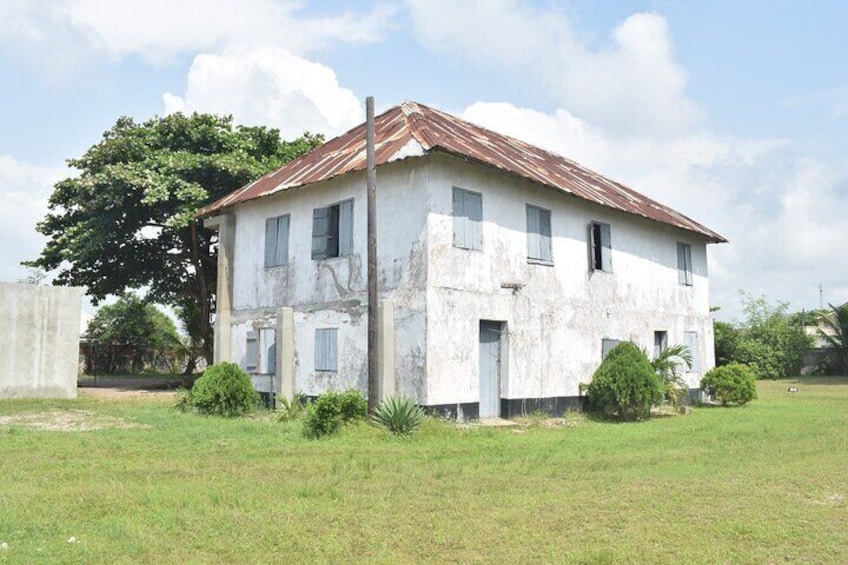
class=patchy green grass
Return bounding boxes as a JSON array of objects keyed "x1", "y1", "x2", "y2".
[{"x1": 1, "y1": 378, "x2": 846, "y2": 564}]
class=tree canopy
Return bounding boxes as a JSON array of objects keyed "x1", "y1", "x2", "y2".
[
  {"x1": 28, "y1": 113, "x2": 323, "y2": 362},
  {"x1": 85, "y1": 293, "x2": 182, "y2": 374},
  {"x1": 714, "y1": 292, "x2": 812, "y2": 379}
]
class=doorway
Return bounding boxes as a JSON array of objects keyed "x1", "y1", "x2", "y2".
[{"x1": 479, "y1": 320, "x2": 504, "y2": 418}]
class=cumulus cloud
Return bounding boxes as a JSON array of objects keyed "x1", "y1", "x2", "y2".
[
  {"x1": 407, "y1": 0, "x2": 700, "y2": 136},
  {"x1": 163, "y1": 45, "x2": 363, "y2": 138},
  {"x1": 0, "y1": 156, "x2": 66, "y2": 282},
  {"x1": 0, "y1": 0, "x2": 396, "y2": 71}
]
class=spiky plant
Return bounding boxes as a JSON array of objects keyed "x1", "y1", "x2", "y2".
[
  {"x1": 651, "y1": 344, "x2": 693, "y2": 409},
  {"x1": 819, "y1": 303, "x2": 848, "y2": 375},
  {"x1": 371, "y1": 396, "x2": 427, "y2": 435}
]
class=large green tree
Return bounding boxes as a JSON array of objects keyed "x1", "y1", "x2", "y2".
[
  {"x1": 28, "y1": 113, "x2": 322, "y2": 363},
  {"x1": 85, "y1": 293, "x2": 182, "y2": 374}
]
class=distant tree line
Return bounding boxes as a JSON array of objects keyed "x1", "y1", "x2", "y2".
[{"x1": 714, "y1": 293, "x2": 848, "y2": 377}]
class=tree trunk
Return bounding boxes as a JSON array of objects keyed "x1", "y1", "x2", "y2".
[{"x1": 189, "y1": 220, "x2": 215, "y2": 366}]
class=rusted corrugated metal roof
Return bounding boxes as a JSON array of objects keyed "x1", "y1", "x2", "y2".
[{"x1": 199, "y1": 101, "x2": 726, "y2": 243}]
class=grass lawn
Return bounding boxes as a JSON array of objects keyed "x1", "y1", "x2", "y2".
[{"x1": 1, "y1": 378, "x2": 846, "y2": 564}]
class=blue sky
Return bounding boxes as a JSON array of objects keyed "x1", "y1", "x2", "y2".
[{"x1": 1, "y1": 0, "x2": 846, "y2": 320}]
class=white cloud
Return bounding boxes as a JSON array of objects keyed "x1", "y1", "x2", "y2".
[
  {"x1": 163, "y1": 45, "x2": 363, "y2": 138},
  {"x1": 407, "y1": 0, "x2": 700, "y2": 136},
  {"x1": 0, "y1": 156, "x2": 66, "y2": 283},
  {"x1": 0, "y1": 0, "x2": 396, "y2": 71}
]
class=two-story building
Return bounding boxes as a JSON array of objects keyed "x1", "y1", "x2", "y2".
[{"x1": 199, "y1": 101, "x2": 726, "y2": 419}]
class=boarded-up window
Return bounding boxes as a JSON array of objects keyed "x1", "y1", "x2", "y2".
[
  {"x1": 245, "y1": 330, "x2": 258, "y2": 372},
  {"x1": 526, "y1": 204, "x2": 552, "y2": 262},
  {"x1": 677, "y1": 242, "x2": 693, "y2": 286},
  {"x1": 452, "y1": 187, "x2": 483, "y2": 250},
  {"x1": 684, "y1": 331, "x2": 699, "y2": 372},
  {"x1": 315, "y1": 328, "x2": 338, "y2": 372},
  {"x1": 264, "y1": 214, "x2": 290, "y2": 268},
  {"x1": 312, "y1": 199, "x2": 353, "y2": 260},
  {"x1": 601, "y1": 338, "x2": 623, "y2": 359},
  {"x1": 589, "y1": 222, "x2": 612, "y2": 272}
]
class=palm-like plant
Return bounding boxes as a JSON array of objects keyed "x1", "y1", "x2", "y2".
[
  {"x1": 651, "y1": 344, "x2": 693, "y2": 408},
  {"x1": 819, "y1": 303, "x2": 848, "y2": 375}
]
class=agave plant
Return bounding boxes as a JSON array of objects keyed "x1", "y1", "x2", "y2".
[
  {"x1": 371, "y1": 395, "x2": 426, "y2": 435},
  {"x1": 651, "y1": 344, "x2": 693, "y2": 409}
]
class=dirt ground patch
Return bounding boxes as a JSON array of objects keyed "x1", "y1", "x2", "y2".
[
  {"x1": 78, "y1": 387, "x2": 178, "y2": 401},
  {"x1": 0, "y1": 409, "x2": 149, "y2": 432}
]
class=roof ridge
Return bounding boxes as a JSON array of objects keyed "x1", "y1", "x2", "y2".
[{"x1": 198, "y1": 100, "x2": 725, "y2": 243}]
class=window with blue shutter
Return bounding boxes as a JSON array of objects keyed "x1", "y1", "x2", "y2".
[
  {"x1": 526, "y1": 204, "x2": 552, "y2": 262},
  {"x1": 589, "y1": 221, "x2": 612, "y2": 272},
  {"x1": 259, "y1": 328, "x2": 276, "y2": 375},
  {"x1": 312, "y1": 200, "x2": 353, "y2": 260},
  {"x1": 677, "y1": 242, "x2": 693, "y2": 286},
  {"x1": 264, "y1": 214, "x2": 290, "y2": 268},
  {"x1": 601, "y1": 338, "x2": 623, "y2": 359},
  {"x1": 245, "y1": 330, "x2": 258, "y2": 372},
  {"x1": 315, "y1": 328, "x2": 338, "y2": 372},
  {"x1": 452, "y1": 187, "x2": 483, "y2": 250}
]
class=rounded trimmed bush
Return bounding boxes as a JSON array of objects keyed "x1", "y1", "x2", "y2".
[
  {"x1": 190, "y1": 362, "x2": 259, "y2": 417},
  {"x1": 701, "y1": 363, "x2": 757, "y2": 406},
  {"x1": 586, "y1": 342, "x2": 663, "y2": 421},
  {"x1": 303, "y1": 390, "x2": 367, "y2": 438}
]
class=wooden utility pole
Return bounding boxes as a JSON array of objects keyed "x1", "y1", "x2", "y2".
[{"x1": 366, "y1": 96, "x2": 379, "y2": 411}]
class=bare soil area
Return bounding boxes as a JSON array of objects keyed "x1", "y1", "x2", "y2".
[
  {"x1": 77, "y1": 375, "x2": 184, "y2": 401},
  {"x1": 0, "y1": 409, "x2": 150, "y2": 432}
]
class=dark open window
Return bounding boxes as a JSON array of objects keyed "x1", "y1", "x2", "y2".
[
  {"x1": 677, "y1": 242, "x2": 693, "y2": 286},
  {"x1": 312, "y1": 199, "x2": 353, "y2": 260},
  {"x1": 589, "y1": 221, "x2": 612, "y2": 272}
]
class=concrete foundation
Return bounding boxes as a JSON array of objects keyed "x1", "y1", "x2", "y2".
[{"x1": 0, "y1": 283, "x2": 83, "y2": 399}]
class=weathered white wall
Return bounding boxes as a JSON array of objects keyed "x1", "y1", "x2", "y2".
[
  {"x1": 227, "y1": 159, "x2": 430, "y2": 398},
  {"x1": 219, "y1": 150, "x2": 717, "y2": 409},
  {"x1": 423, "y1": 153, "x2": 715, "y2": 405},
  {"x1": 0, "y1": 283, "x2": 82, "y2": 399}
]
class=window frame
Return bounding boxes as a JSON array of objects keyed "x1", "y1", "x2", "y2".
[
  {"x1": 677, "y1": 241, "x2": 693, "y2": 286},
  {"x1": 312, "y1": 199, "x2": 354, "y2": 260},
  {"x1": 264, "y1": 214, "x2": 290, "y2": 268},
  {"x1": 526, "y1": 204, "x2": 553, "y2": 263},
  {"x1": 452, "y1": 186, "x2": 483, "y2": 251},
  {"x1": 589, "y1": 221, "x2": 612, "y2": 273}
]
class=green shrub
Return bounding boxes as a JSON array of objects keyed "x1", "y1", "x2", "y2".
[
  {"x1": 729, "y1": 293, "x2": 812, "y2": 379},
  {"x1": 189, "y1": 362, "x2": 259, "y2": 417},
  {"x1": 371, "y1": 396, "x2": 426, "y2": 435},
  {"x1": 275, "y1": 393, "x2": 307, "y2": 422},
  {"x1": 586, "y1": 342, "x2": 663, "y2": 421},
  {"x1": 701, "y1": 363, "x2": 757, "y2": 406},
  {"x1": 303, "y1": 390, "x2": 367, "y2": 438}
]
